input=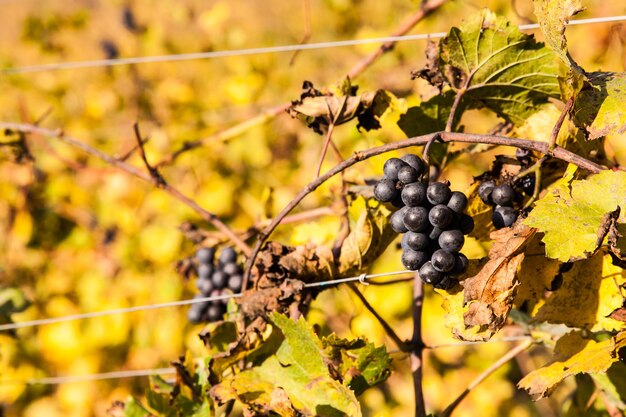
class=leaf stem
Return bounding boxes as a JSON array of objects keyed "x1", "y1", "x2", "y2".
[{"x1": 439, "y1": 339, "x2": 534, "y2": 417}]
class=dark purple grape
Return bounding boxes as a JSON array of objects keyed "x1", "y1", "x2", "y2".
[
  {"x1": 434, "y1": 276, "x2": 458, "y2": 290},
  {"x1": 427, "y1": 182, "x2": 452, "y2": 205},
  {"x1": 431, "y1": 249, "x2": 456, "y2": 272},
  {"x1": 196, "y1": 247, "x2": 215, "y2": 264},
  {"x1": 492, "y1": 205, "x2": 517, "y2": 229},
  {"x1": 491, "y1": 184, "x2": 515, "y2": 206},
  {"x1": 391, "y1": 193, "x2": 405, "y2": 208},
  {"x1": 206, "y1": 303, "x2": 225, "y2": 322},
  {"x1": 383, "y1": 158, "x2": 407, "y2": 180},
  {"x1": 196, "y1": 278, "x2": 214, "y2": 295},
  {"x1": 397, "y1": 165, "x2": 419, "y2": 185},
  {"x1": 390, "y1": 207, "x2": 409, "y2": 233},
  {"x1": 187, "y1": 296, "x2": 209, "y2": 323},
  {"x1": 401, "y1": 154, "x2": 426, "y2": 177},
  {"x1": 419, "y1": 261, "x2": 443, "y2": 285},
  {"x1": 517, "y1": 175, "x2": 536, "y2": 196},
  {"x1": 447, "y1": 191, "x2": 468, "y2": 213},
  {"x1": 228, "y1": 274, "x2": 243, "y2": 292},
  {"x1": 222, "y1": 262, "x2": 240, "y2": 276},
  {"x1": 374, "y1": 179, "x2": 398, "y2": 203},
  {"x1": 403, "y1": 206, "x2": 429, "y2": 232},
  {"x1": 401, "y1": 249, "x2": 429, "y2": 271},
  {"x1": 402, "y1": 232, "x2": 430, "y2": 251},
  {"x1": 438, "y1": 230, "x2": 464, "y2": 252},
  {"x1": 428, "y1": 204, "x2": 454, "y2": 229},
  {"x1": 212, "y1": 271, "x2": 228, "y2": 289},
  {"x1": 219, "y1": 247, "x2": 237, "y2": 265},
  {"x1": 451, "y1": 253, "x2": 469, "y2": 275},
  {"x1": 198, "y1": 263, "x2": 214, "y2": 280},
  {"x1": 478, "y1": 180, "x2": 495, "y2": 205},
  {"x1": 401, "y1": 182, "x2": 427, "y2": 207},
  {"x1": 457, "y1": 214, "x2": 475, "y2": 235}
]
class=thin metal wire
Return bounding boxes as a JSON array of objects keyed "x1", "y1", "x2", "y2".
[
  {"x1": 426, "y1": 335, "x2": 534, "y2": 349},
  {"x1": 0, "y1": 270, "x2": 413, "y2": 332},
  {"x1": 3, "y1": 15, "x2": 626, "y2": 75},
  {"x1": 0, "y1": 368, "x2": 176, "y2": 386}
]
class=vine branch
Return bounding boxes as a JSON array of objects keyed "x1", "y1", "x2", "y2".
[
  {"x1": 411, "y1": 274, "x2": 426, "y2": 417},
  {"x1": 242, "y1": 130, "x2": 605, "y2": 286},
  {"x1": 0, "y1": 122, "x2": 252, "y2": 256}
]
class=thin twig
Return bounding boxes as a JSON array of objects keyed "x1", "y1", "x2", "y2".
[
  {"x1": 440, "y1": 339, "x2": 534, "y2": 417},
  {"x1": 347, "y1": 283, "x2": 409, "y2": 351},
  {"x1": 288, "y1": 0, "x2": 312, "y2": 66},
  {"x1": 1, "y1": 123, "x2": 251, "y2": 256},
  {"x1": 242, "y1": 130, "x2": 604, "y2": 286},
  {"x1": 548, "y1": 96, "x2": 575, "y2": 153},
  {"x1": 411, "y1": 273, "x2": 426, "y2": 417}
]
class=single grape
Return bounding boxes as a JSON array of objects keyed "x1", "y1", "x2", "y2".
[
  {"x1": 197, "y1": 263, "x2": 214, "y2": 280},
  {"x1": 403, "y1": 232, "x2": 430, "y2": 251},
  {"x1": 401, "y1": 154, "x2": 426, "y2": 177},
  {"x1": 450, "y1": 253, "x2": 469, "y2": 275},
  {"x1": 187, "y1": 296, "x2": 209, "y2": 323},
  {"x1": 401, "y1": 182, "x2": 427, "y2": 207},
  {"x1": 397, "y1": 165, "x2": 419, "y2": 185},
  {"x1": 401, "y1": 249, "x2": 429, "y2": 271},
  {"x1": 374, "y1": 179, "x2": 398, "y2": 203},
  {"x1": 196, "y1": 277, "x2": 214, "y2": 295},
  {"x1": 478, "y1": 180, "x2": 496, "y2": 205},
  {"x1": 427, "y1": 182, "x2": 452, "y2": 205},
  {"x1": 212, "y1": 271, "x2": 228, "y2": 289},
  {"x1": 447, "y1": 191, "x2": 468, "y2": 213},
  {"x1": 383, "y1": 158, "x2": 407, "y2": 180},
  {"x1": 491, "y1": 184, "x2": 515, "y2": 206},
  {"x1": 222, "y1": 262, "x2": 240, "y2": 276},
  {"x1": 455, "y1": 214, "x2": 474, "y2": 235},
  {"x1": 431, "y1": 249, "x2": 456, "y2": 272},
  {"x1": 419, "y1": 261, "x2": 443, "y2": 285},
  {"x1": 492, "y1": 205, "x2": 517, "y2": 229},
  {"x1": 390, "y1": 207, "x2": 409, "y2": 233},
  {"x1": 438, "y1": 229, "x2": 464, "y2": 252},
  {"x1": 219, "y1": 247, "x2": 237, "y2": 265},
  {"x1": 403, "y1": 206, "x2": 429, "y2": 232},
  {"x1": 428, "y1": 204, "x2": 454, "y2": 229},
  {"x1": 517, "y1": 174, "x2": 536, "y2": 196},
  {"x1": 228, "y1": 274, "x2": 243, "y2": 292},
  {"x1": 206, "y1": 303, "x2": 225, "y2": 322},
  {"x1": 196, "y1": 247, "x2": 215, "y2": 265},
  {"x1": 434, "y1": 276, "x2": 458, "y2": 290}
]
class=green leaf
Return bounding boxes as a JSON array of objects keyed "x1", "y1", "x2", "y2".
[
  {"x1": 0, "y1": 287, "x2": 30, "y2": 316},
  {"x1": 322, "y1": 334, "x2": 391, "y2": 395},
  {"x1": 397, "y1": 91, "x2": 455, "y2": 137},
  {"x1": 211, "y1": 313, "x2": 362, "y2": 417},
  {"x1": 533, "y1": 252, "x2": 626, "y2": 332},
  {"x1": 572, "y1": 72, "x2": 626, "y2": 140},
  {"x1": 525, "y1": 170, "x2": 626, "y2": 262},
  {"x1": 518, "y1": 331, "x2": 626, "y2": 398},
  {"x1": 591, "y1": 362, "x2": 626, "y2": 410},
  {"x1": 123, "y1": 397, "x2": 152, "y2": 417},
  {"x1": 439, "y1": 9, "x2": 561, "y2": 125},
  {"x1": 532, "y1": 0, "x2": 585, "y2": 71}
]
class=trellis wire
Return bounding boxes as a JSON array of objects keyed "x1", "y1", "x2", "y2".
[
  {"x1": 0, "y1": 270, "x2": 413, "y2": 332},
  {"x1": 1, "y1": 336, "x2": 534, "y2": 386},
  {"x1": 2, "y1": 15, "x2": 626, "y2": 75}
]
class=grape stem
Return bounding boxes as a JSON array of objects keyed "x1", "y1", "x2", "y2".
[
  {"x1": 548, "y1": 96, "x2": 575, "y2": 153},
  {"x1": 0, "y1": 122, "x2": 253, "y2": 257}
]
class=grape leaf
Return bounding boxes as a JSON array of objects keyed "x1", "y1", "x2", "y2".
[
  {"x1": 533, "y1": 252, "x2": 626, "y2": 332},
  {"x1": 518, "y1": 330, "x2": 626, "y2": 398},
  {"x1": 122, "y1": 398, "x2": 152, "y2": 417},
  {"x1": 460, "y1": 222, "x2": 536, "y2": 340},
  {"x1": 525, "y1": 170, "x2": 626, "y2": 262},
  {"x1": 532, "y1": 0, "x2": 585, "y2": 71},
  {"x1": 572, "y1": 72, "x2": 626, "y2": 140},
  {"x1": 210, "y1": 313, "x2": 362, "y2": 417},
  {"x1": 439, "y1": 9, "x2": 561, "y2": 125},
  {"x1": 397, "y1": 91, "x2": 455, "y2": 137},
  {"x1": 591, "y1": 362, "x2": 626, "y2": 410}
]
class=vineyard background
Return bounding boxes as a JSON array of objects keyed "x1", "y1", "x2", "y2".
[{"x1": 1, "y1": 1, "x2": 626, "y2": 416}]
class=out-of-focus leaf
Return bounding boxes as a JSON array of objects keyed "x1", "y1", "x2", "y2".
[
  {"x1": 439, "y1": 9, "x2": 560, "y2": 125},
  {"x1": 322, "y1": 334, "x2": 391, "y2": 395},
  {"x1": 203, "y1": 320, "x2": 238, "y2": 353},
  {"x1": 211, "y1": 313, "x2": 361, "y2": 417},
  {"x1": 591, "y1": 361, "x2": 626, "y2": 410},
  {"x1": 564, "y1": 375, "x2": 606, "y2": 417},
  {"x1": 533, "y1": 252, "x2": 626, "y2": 332},
  {"x1": 572, "y1": 72, "x2": 626, "y2": 140},
  {"x1": 456, "y1": 223, "x2": 536, "y2": 340},
  {"x1": 0, "y1": 288, "x2": 30, "y2": 317},
  {"x1": 525, "y1": 170, "x2": 626, "y2": 262},
  {"x1": 518, "y1": 331, "x2": 626, "y2": 398},
  {"x1": 122, "y1": 398, "x2": 152, "y2": 417}
]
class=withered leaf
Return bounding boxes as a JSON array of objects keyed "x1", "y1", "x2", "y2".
[{"x1": 462, "y1": 222, "x2": 536, "y2": 340}]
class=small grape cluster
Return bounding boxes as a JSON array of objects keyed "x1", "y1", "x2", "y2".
[
  {"x1": 477, "y1": 181, "x2": 519, "y2": 229},
  {"x1": 187, "y1": 247, "x2": 244, "y2": 323},
  {"x1": 374, "y1": 155, "x2": 473, "y2": 289}
]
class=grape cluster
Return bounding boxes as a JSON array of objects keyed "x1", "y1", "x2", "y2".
[
  {"x1": 187, "y1": 247, "x2": 244, "y2": 323},
  {"x1": 374, "y1": 155, "x2": 473, "y2": 289},
  {"x1": 477, "y1": 181, "x2": 519, "y2": 229}
]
